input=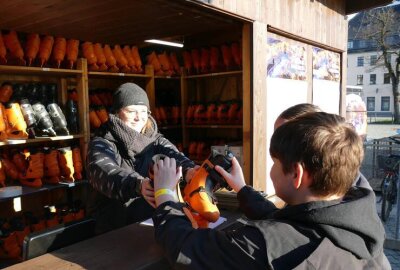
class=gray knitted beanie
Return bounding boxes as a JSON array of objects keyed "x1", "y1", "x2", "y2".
[{"x1": 112, "y1": 83, "x2": 150, "y2": 112}]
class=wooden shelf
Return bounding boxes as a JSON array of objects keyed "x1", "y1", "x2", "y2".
[
  {"x1": 186, "y1": 70, "x2": 242, "y2": 79},
  {"x1": 88, "y1": 71, "x2": 151, "y2": 79},
  {"x1": 154, "y1": 75, "x2": 180, "y2": 79},
  {"x1": 186, "y1": 124, "x2": 242, "y2": 129},
  {"x1": 158, "y1": 125, "x2": 182, "y2": 130},
  {"x1": 0, "y1": 65, "x2": 83, "y2": 76},
  {"x1": 0, "y1": 135, "x2": 85, "y2": 146},
  {"x1": 0, "y1": 180, "x2": 89, "y2": 202}
]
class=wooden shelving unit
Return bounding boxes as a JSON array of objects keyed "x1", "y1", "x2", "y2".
[
  {"x1": 158, "y1": 125, "x2": 182, "y2": 130},
  {"x1": 180, "y1": 69, "x2": 244, "y2": 156},
  {"x1": 185, "y1": 70, "x2": 242, "y2": 79},
  {"x1": 0, "y1": 59, "x2": 89, "y2": 209},
  {"x1": 0, "y1": 65, "x2": 83, "y2": 77},
  {"x1": 0, "y1": 135, "x2": 85, "y2": 146},
  {"x1": 88, "y1": 71, "x2": 151, "y2": 79},
  {"x1": 186, "y1": 124, "x2": 242, "y2": 129},
  {"x1": 0, "y1": 181, "x2": 89, "y2": 202},
  {"x1": 154, "y1": 76, "x2": 180, "y2": 80},
  {"x1": 0, "y1": 61, "x2": 245, "y2": 200}
]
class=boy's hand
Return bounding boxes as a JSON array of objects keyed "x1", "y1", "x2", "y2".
[
  {"x1": 153, "y1": 157, "x2": 182, "y2": 206},
  {"x1": 215, "y1": 157, "x2": 246, "y2": 192},
  {"x1": 185, "y1": 165, "x2": 200, "y2": 182},
  {"x1": 141, "y1": 178, "x2": 155, "y2": 208}
]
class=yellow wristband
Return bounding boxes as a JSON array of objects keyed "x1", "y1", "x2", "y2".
[{"x1": 155, "y1": 188, "x2": 175, "y2": 199}]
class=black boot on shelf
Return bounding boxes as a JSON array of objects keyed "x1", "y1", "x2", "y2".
[
  {"x1": 47, "y1": 83, "x2": 58, "y2": 105},
  {"x1": 65, "y1": 99, "x2": 79, "y2": 134},
  {"x1": 47, "y1": 103, "x2": 70, "y2": 136},
  {"x1": 27, "y1": 83, "x2": 40, "y2": 104},
  {"x1": 10, "y1": 83, "x2": 26, "y2": 103},
  {"x1": 20, "y1": 99, "x2": 37, "y2": 138},
  {"x1": 31, "y1": 102, "x2": 57, "y2": 137}
]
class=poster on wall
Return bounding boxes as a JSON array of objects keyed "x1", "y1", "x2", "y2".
[
  {"x1": 267, "y1": 35, "x2": 308, "y2": 127},
  {"x1": 266, "y1": 34, "x2": 308, "y2": 194},
  {"x1": 346, "y1": 94, "x2": 368, "y2": 139},
  {"x1": 312, "y1": 47, "x2": 341, "y2": 114}
]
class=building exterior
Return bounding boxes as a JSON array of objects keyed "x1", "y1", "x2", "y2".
[
  {"x1": 347, "y1": 51, "x2": 393, "y2": 114},
  {"x1": 347, "y1": 4, "x2": 400, "y2": 117}
]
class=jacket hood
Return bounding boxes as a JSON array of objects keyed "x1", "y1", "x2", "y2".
[{"x1": 274, "y1": 187, "x2": 385, "y2": 259}]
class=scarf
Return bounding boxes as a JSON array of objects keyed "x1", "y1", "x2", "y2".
[{"x1": 106, "y1": 114, "x2": 160, "y2": 162}]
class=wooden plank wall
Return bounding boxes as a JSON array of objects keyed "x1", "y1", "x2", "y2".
[
  {"x1": 209, "y1": 0, "x2": 347, "y2": 50},
  {"x1": 208, "y1": 0, "x2": 348, "y2": 193}
]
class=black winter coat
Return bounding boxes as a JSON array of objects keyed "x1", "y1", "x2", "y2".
[
  {"x1": 87, "y1": 114, "x2": 194, "y2": 234},
  {"x1": 153, "y1": 186, "x2": 390, "y2": 270}
]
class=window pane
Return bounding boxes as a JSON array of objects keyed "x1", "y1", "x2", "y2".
[
  {"x1": 370, "y1": 74, "x2": 376, "y2": 85},
  {"x1": 348, "y1": 41, "x2": 353, "y2": 49},
  {"x1": 381, "y1": 96, "x2": 390, "y2": 111},
  {"x1": 357, "y1": 75, "x2": 363, "y2": 85},
  {"x1": 370, "y1": 55, "x2": 377, "y2": 65},
  {"x1": 367, "y1": 97, "x2": 375, "y2": 111},
  {"x1": 357, "y1": 57, "x2": 364, "y2": 66},
  {"x1": 384, "y1": 73, "x2": 390, "y2": 84}
]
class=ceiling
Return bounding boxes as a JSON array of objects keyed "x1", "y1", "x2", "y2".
[
  {"x1": 0, "y1": 0, "x2": 245, "y2": 46},
  {"x1": 0, "y1": 0, "x2": 392, "y2": 47}
]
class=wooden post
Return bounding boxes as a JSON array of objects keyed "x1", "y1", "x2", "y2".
[
  {"x1": 181, "y1": 68, "x2": 189, "y2": 149},
  {"x1": 242, "y1": 23, "x2": 252, "y2": 186},
  {"x1": 145, "y1": 65, "x2": 156, "y2": 112},
  {"x1": 76, "y1": 58, "x2": 89, "y2": 162}
]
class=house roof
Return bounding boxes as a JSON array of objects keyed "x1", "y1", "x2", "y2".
[
  {"x1": 348, "y1": 2, "x2": 400, "y2": 53},
  {"x1": 348, "y1": 4, "x2": 400, "y2": 39},
  {"x1": 346, "y1": 0, "x2": 393, "y2": 15}
]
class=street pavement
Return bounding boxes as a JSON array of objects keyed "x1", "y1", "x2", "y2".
[
  {"x1": 366, "y1": 123, "x2": 400, "y2": 141},
  {"x1": 377, "y1": 198, "x2": 400, "y2": 269}
]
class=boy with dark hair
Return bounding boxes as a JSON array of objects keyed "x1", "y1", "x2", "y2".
[
  {"x1": 152, "y1": 112, "x2": 390, "y2": 269},
  {"x1": 274, "y1": 103, "x2": 321, "y2": 130}
]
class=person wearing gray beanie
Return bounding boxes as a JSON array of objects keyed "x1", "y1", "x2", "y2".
[
  {"x1": 112, "y1": 82, "x2": 150, "y2": 113},
  {"x1": 86, "y1": 82, "x2": 197, "y2": 234},
  {"x1": 112, "y1": 83, "x2": 151, "y2": 133}
]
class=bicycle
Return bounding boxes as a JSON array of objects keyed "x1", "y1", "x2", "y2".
[{"x1": 377, "y1": 136, "x2": 400, "y2": 222}]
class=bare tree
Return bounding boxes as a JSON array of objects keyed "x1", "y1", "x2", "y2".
[{"x1": 357, "y1": 7, "x2": 400, "y2": 122}]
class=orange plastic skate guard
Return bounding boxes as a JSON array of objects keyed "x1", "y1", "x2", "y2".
[{"x1": 183, "y1": 161, "x2": 220, "y2": 228}]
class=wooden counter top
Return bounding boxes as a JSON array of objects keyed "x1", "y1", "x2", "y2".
[
  {"x1": 8, "y1": 223, "x2": 169, "y2": 270},
  {"x1": 7, "y1": 193, "x2": 282, "y2": 270}
]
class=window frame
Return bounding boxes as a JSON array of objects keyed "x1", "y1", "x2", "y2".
[
  {"x1": 384, "y1": 73, "x2": 391, "y2": 84},
  {"x1": 369, "y1": 74, "x2": 376, "y2": 85},
  {"x1": 381, "y1": 96, "x2": 390, "y2": 111},
  {"x1": 357, "y1": 56, "x2": 364, "y2": 67},
  {"x1": 367, "y1": 97, "x2": 375, "y2": 111},
  {"x1": 370, "y1": 55, "x2": 377, "y2": 66},
  {"x1": 357, "y1": 75, "x2": 363, "y2": 85}
]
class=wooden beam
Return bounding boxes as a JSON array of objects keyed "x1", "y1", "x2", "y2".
[
  {"x1": 252, "y1": 21, "x2": 268, "y2": 193},
  {"x1": 267, "y1": 25, "x2": 345, "y2": 53},
  {"x1": 242, "y1": 23, "x2": 251, "y2": 186}
]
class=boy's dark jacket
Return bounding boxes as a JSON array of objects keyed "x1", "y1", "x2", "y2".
[
  {"x1": 86, "y1": 114, "x2": 194, "y2": 233},
  {"x1": 153, "y1": 186, "x2": 390, "y2": 270}
]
